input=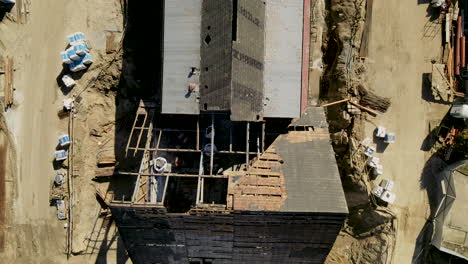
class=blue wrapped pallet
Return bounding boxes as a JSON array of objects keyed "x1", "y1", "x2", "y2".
[
  {"x1": 82, "y1": 53, "x2": 93, "y2": 65},
  {"x1": 60, "y1": 51, "x2": 72, "y2": 64}
]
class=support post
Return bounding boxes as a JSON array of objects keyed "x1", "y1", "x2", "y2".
[
  {"x1": 229, "y1": 123, "x2": 233, "y2": 152},
  {"x1": 161, "y1": 174, "x2": 170, "y2": 204},
  {"x1": 210, "y1": 113, "x2": 214, "y2": 176},
  {"x1": 262, "y1": 122, "x2": 265, "y2": 153},
  {"x1": 196, "y1": 117, "x2": 200, "y2": 151},
  {"x1": 196, "y1": 152, "x2": 204, "y2": 205}
]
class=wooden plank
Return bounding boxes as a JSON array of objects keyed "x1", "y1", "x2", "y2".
[
  {"x1": 246, "y1": 169, "x2": 282, "y2": 177},
  {"x1": 237, "y1": 186, "x2": 283, "y2": 196},
  {"x1": 349, "y1": 100, "x2": 378, "y2": 116},
  {"x1": 94, "y1": 168, "x2": 118, "y2": 178},
  {"x1": 234, "y1": 176, "x2": 282, "y2": 187},
  {"x1": 97, "y1": 157, "x2": 116, "y2": 167},
  {"x1": 106, "y1": 33, "x2": 116, "y2": 54},
  {"x1": 258, "y1": 153, "x2": 282, "y2": 161},
  {"x1": 4, "y1": 57, "x2": 13, "y2": 108},
  {"x1": 133, "y1": 113, "x2": 148, "y2": 157},
  {"x1": 321, "y1": 98, "x2": 349, "y2": 107},
  {"x1": 359, "y1": 0, "x2": 373, "y2": 57},
  {"x1": 252, "y1": 160, "x2": 281, "y2": 169}
]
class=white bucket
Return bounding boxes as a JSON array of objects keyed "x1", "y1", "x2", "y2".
[{"x1": 61, "y1": 75, "x2": 75, "y2": 88}]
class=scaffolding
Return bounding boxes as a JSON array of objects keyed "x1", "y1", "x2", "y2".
[{"x1": 123, "y1": 100, "x2": 266, "y2": 208}]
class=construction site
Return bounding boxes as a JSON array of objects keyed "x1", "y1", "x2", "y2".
[{"x1": 0, "y1": 0, "x2": 468, "y2": 263}]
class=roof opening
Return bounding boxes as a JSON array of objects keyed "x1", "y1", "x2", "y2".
[{"x1": 204, "y1": 34, "x2": 211, "y2": 45}]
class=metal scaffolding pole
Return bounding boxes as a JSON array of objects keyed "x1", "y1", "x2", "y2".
[
  {"x1": 229, "y1": 124, "x2": 233, "y2": 152},
  {"x1": 196, "y1": 117, "x2": 200, "y2": 151},
  {"x1": 210, "y1": 113, "x2": 214, "y2": 176}
]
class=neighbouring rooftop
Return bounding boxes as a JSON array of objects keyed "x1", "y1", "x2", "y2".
[
  {"x1": 432, "y1": 161, "x2": 468, "y2": 260},
  {"x1": 161, "y1": 0, "x2": 306, "y2": 120}
]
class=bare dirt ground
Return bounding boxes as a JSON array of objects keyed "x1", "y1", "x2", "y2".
[
  {"x1": 0, "y1": 1, "x2": 129, "y2": 263},
  {"x1": 363, "y1": 0, "x2": 449, "y2": 263}
]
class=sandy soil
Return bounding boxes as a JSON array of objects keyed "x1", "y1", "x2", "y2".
[
  {"x1": 0, "y1": 1, "x2": 128, "y2": 263},
  {"x1": 365, "y1": 1, "x2": 449, "y2": 263}
]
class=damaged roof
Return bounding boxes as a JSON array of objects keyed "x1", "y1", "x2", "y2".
[
  {"x1": 275, "y1": 131, "x2": 348, "y2": 213},
  {"x1": 229, "y1": 107, "x2": 348, "y2": 214},
  {"x1": 290, "y1": 107, "x2": 329, "y2": 128},
  {"x1": 273, "y1": 107, "x2": 347, "y2": 213}
]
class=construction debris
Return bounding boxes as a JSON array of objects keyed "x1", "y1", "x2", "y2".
[
  {"x1": 2, "y1": 56, "x2": 14, "y2": 110},
  {"x1": 358, "y1": 85, "x2": 391, "y2": 113}
]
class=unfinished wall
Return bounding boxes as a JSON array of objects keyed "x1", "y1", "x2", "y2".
[{"x1": 111, "y1": 204, "x2": 346, "y2": 264}]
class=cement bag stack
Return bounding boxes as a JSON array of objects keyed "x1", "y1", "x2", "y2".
[{"x1": 59, "y1": 32, "x2": 94, "y2": 72}]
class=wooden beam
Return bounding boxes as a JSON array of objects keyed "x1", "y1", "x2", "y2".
[
  {"x1": 133, "y1": 113, "x2": 148, "y2": 157},
  {"x1": 349, "y1": 100, "x2": 379, "y2": 116},
  {"x1": 321, "y1": 98, "x2": 349, "y2": 107},
  {"x1": 106, "y1": 33, "x2": 116, "y2": 54},
  {"x1": 118, "y1": 171, "x2": 229, "y2": 178},
  {"x1": 127, "y1": 147, "x2": 256, "y2": 155}
]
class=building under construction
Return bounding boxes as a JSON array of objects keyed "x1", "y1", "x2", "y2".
[{"x1": 110, "y1": 0, "x2": 348, "y2": 263}]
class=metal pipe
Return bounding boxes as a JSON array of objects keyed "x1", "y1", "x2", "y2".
[
  {"x1": 200, "y1": 178, "x2": 204, "y2": 203},
  {"x1": 161, "y1": 175, "x2": 169, "y2": 204},
  {"x1": 196, "y1": 153, "x2": 204, "y2": 204},
  {"x1": 462, "y1": 36, "x2": 466, "y2": 68}
]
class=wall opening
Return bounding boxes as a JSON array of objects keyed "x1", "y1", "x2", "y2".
[
  {"x1": 202, "y1": 178, "x2": 228, "y2": 204},
  {"x1": 164, "y1": 177, "x2": 198, "y2": 213}
]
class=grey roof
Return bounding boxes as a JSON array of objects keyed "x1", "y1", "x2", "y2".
[
  {"x1": 290, "y1": 107, "x2": 329, "y2": 128},
  {"x1": 263, "y1": 0, "x2": 303, "y2": 118},
  {"x1": 274, "y1": 130, "x2": 348, "y2": 214},
  {"x1": 432, "y1": 160, "x2": 468, "y2": 260},
  {"x1": 161, "y1": 0, "x2": 201, "y2": 115}
]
